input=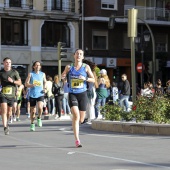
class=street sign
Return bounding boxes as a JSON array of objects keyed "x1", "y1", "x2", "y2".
[{"x1": 136, "y1": 62, "x2": 145, "y2": 73}]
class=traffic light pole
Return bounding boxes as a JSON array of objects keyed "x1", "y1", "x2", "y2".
[{"x1": 57, "y1": 42, "x2": 67, "y2": 80}]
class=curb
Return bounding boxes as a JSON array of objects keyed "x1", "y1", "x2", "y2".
[{"x1": 91, "y1": 120, "x2": 170, "y2": 136}]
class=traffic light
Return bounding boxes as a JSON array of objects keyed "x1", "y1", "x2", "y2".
[
  {"x1": 58, "y1": 42, "x2": 67, "y2": 60},
  {"x1": 108, "y1": 15, "x2": 115, "y2": 29},
  {"x1": 128, "y1": 8, "x2": 137, "y2": 37}
]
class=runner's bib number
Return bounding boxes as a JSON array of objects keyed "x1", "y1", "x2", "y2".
[
  {"x1": 33, "y1": 80, "x2": 41, "y2": 86},
  {"x1": 71, "y1": 79, "x2": 83, "y2": 88},
  {"x1": 2, "y1": 87, "x2": 12, "y2": 94}
]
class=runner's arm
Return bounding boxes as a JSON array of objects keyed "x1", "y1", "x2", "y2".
[
  {"x1": 61, "y1": 65, "x2": 70, "y2": 79},
  {"x1": 86, "y1": 65, "x2": 95, "y2": 83},
  {"x1": 43, "y1": 73, "x2": 47, "y2": 91},
  {"x1": 25, "y1": 73, "x2": 35, "y2": 88}
]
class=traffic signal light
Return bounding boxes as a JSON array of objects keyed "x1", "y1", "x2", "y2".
[
  {"x1": 58, "y1": 42, "x2": 67, "y2": 60},
  {"x1": 128, "y1": 8, "x2": 137, "y2": 37},
  {"x1": 108, "y1": 15, "x2": 115, "y2": 29}
]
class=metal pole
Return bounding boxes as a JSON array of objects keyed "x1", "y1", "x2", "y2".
[
  {"x1": 131, "y1": 37, "x2": 137, "y2": 102},
  {"x1": 141, "y1": 50, "x2": 144, "y2": 88}
]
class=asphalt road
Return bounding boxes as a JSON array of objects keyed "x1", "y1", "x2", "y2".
[{"x1": 0, "y1": 112, "x2": 170, "y2": 170}]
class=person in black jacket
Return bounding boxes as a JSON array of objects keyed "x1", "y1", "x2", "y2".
[
  {"x1": 119, "y1": 74, "x2": 130, "y2": 112},
  {"x1": 52, "y1": 75, "x2": 64, "y2": 120}
]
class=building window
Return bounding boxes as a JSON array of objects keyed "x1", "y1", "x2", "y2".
[
  {"x1": 9, "y1": 0, "x2": 21, "y2": 7},
  {"x1": 101, "y1": 0, "x2": 117, "y2": 10},
  {"x1": 155, "y1": 34, "x2": 168, "y2": 52},
  {"x1": 41, "y1": 21, "x2": 70, "y2": 47},
  {"x1": 1, "y1": 19, "x2": 28, "y2": 45},
  {"x1": 92, "y1": 30, "x2": 108, "y2": 50},
  {"x1": 51, "y1": 0, "x2": 62, "y2": 10}
]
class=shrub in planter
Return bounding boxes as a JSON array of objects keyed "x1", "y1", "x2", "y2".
[
  {"x1": 100, "y1": 103, "x2": 124, "y2": 121},
  {"x1": 131, "y1": 95, "x2": 170, "y2": 123},
  {"x1": 100, "y1": 95, "x2": 170, "y2": 124}
]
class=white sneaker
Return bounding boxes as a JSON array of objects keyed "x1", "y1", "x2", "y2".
[
  {"x1": 55, "y1": 115, "x2": 58, "y2": 120},
  {"x1": 8, "y1": 116, "x2": 13, "y2": 123},
  {"x1": 27, "y1": 114, "x2": 30, "y2": 118},
  {"x1": 13, "y1": 116, "x2": 16, "y2": 122}
]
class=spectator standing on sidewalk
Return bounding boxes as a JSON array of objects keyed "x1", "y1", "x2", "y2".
[
  {"x1": 119, "y1": 74, "x2": 130, "y2": 112},
  {"x1": 112, "y1": 82, "x2": 119, "y2": 104},
  {"x1": 25, "y1": 61, "x2": 47, "y2": 131},
  {"x1": 61, "y1": 49, "x2": 95, "y2": 147},
  {"x1": 83, "y1": 59, "x2": 98, "y2": 123},
  {"x1": 46, "y1": 75, "x2": 54, "y2": 115},
  {"x1": 62, "y1": 77, "x2": 71, "y2": 115},
  {"x1": 24, "y1": 87, "x2": 31, "y2": 118},
  {"x1": 52, "y1": 75, "x2": 64, "y2": 120},
  {"x1": 0, "y1": 57, "x2": 22, "y2": 135},
  {"x1": 95, "y1": 69, "x2": 110, "y2": 119}
]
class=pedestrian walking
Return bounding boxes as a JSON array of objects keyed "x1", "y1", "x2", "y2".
[
  {"x1": 0, "y1": 57, "x2": 22, "y2": 135},
  {"x1": 61, "y1": 49, "x2": 95, "y2": 147},
  {"x1": 25, "y1": 61, "x2": 47, "y2": 131}
]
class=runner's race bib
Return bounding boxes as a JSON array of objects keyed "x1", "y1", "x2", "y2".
[
  {"x1": 2, "y1": 87, "x2": 12, "y2": 94},
  {"x1": 33, "y1": 80, "x2": 41, "y2": 86},
  {"x1": 71, "y1": 79, "x2": 83, "y2": 88}
]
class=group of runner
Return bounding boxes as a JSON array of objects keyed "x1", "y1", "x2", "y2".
[{"x1": 0, "y1": 49, "x2": 95, "y2": 148}]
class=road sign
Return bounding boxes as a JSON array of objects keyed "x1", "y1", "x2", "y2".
[{"x1": 136, "y1": 62, "x2": 145, "y2": 73}]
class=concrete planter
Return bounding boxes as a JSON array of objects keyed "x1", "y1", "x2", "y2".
[{"x1": 91, "y1": 120, "x2": 170, "y2": 136}]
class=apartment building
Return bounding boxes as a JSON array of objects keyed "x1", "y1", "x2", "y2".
[
  {"x1": 0, "y1": 0, "x2": 79, "y2": 81},
  {"x1": 82, "y1": 0, "x2": 170, "y2": 86}
]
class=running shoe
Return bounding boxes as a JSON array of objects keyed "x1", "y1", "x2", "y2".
[
  {"x1": 16, "y1": 117, "x2": 20, "y2": 122},
  {"x1": 37, "y1": 118, "x2": 42, "y2": 127},
  {"x1": 27, "y1": 114, "x2": 30, "y2": 118},
  {"x1": 8, "y1": 116, "x2": 13, "y2": 124},
  {"x1": 13, "y1": 116, "x2": 16, "y2": 122},
  {"x1": 30, "y1": 124, "x2": 35, "y2": 131},
  {"x1": 75, "y1": 140, "x2": 82, "y2": 148},
  {"x1": 54, "y1": 115, "x2": 58, "y2": 120},
  {"x1": 4, "y1": 126, "x2": 9, "y2": 135}
]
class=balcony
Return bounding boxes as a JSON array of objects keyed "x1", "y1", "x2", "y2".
[
  {"x1": 4, "y1": 0, "x2": 33, "y2": 10},
  {"x1": 44, "y1": 0, "x2": 75, "y2": 13},
  {"x1": 124, "y1": 5, "x2": 170, "y2": 22}
]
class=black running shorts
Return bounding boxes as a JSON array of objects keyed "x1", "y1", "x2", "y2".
[{"x1": 69, "y1": 91, "x2": 88, "y2": 111}]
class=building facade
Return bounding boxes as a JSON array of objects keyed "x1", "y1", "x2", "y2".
[
  {"x1": 81, "y1": 0, "x2": 170, "y2": 86},
  {"x1": 0, "y1": 0, "x2": 80, "y2": 81}
]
